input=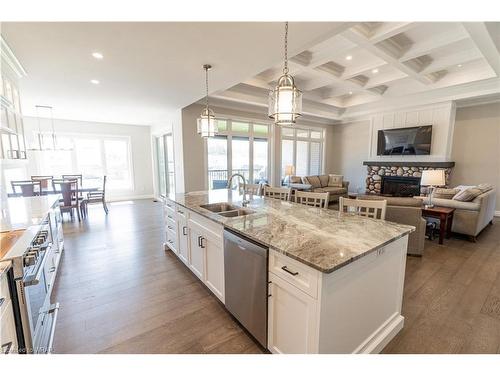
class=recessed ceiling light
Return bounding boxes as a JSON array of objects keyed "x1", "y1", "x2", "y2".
[
  {"x1": 90, "y1": 79, "x2": 100, "y2": 85},
  {"x1": 372, "y1": 68, "x2": 379, "y2": 74},
  {"x1": 345, "y1": 55, "x2": 353, "y2": 61},
  {"x1": 92, "y1": 52, "x2": 104, "y2": 59},
  {"x1": 457, "y1": 64, "x2": 463, "y2": 68},
  {"x1": 349, "y1": 91, "x2": 353, "y2": 95}
]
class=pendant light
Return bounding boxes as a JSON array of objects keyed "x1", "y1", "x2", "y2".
[
  {"x1": 197, "y1": 64, "x2": 218, "y2": 138},
  {"x1": 268, "y1": 22, "x2": 302, "y2": 125},
  {"x1": 28, "y1": 105, "x2": 73, "y2": 151}
]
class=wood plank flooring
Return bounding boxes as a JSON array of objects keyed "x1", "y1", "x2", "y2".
[{"x1": 51, "y1": 199, "x2": 500, "y2": 354}]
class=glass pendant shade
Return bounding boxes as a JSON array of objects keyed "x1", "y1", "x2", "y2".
[
  {"x1": 197, "y1": 107, "x2": 218, "y2": 138},
  {"x1": 268, "y1": 74, "x2": 302, "y2": 126}
]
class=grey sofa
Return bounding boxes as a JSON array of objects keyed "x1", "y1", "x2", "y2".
[
  {"x1": 418, "y1": 188, "x2": 496, "y2": 241},
  {"x1": 359, "y1": 195, "x2": 426, "y2": 256}
]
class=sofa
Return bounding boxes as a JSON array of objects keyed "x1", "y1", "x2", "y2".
[
  {"x1": 418, "y1": 188, "x2": 496, "y2": 241},
  {"x1": 297, "y1": 175, "x2": 349, "y2": 203},
  {"x1": 358, "y1": 195, "x2": 426, "y2": 256}
]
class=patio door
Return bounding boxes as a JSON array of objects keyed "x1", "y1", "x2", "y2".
[{"x1": 156, "y1": 133, "x2": 175, "y2": 198}]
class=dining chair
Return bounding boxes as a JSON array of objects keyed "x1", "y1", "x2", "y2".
[
  {"x1": 80, "y1": 176, "x2": 108, "y2": 218},
  {"x1": 11, "y1": 180, "x2": 42, "y2": 197},
  {"x1": 263, "y1": 186, "x2": 291, "y2": 201},
  {"x1": 31, "y1": 175, "x2": 54, "y2": 193},
  {"x1": 295, "y1": 191, "x2": 330, "y2": 209},
  {"x1": 62, "y1": 174, "x2": 83, "y2": 187},
  {"x1": 53, "y1": 179, "x2": 81, "y2": 221},
  {"x1": 339, "y1": 197, "x2": 387, "y2": 220}
]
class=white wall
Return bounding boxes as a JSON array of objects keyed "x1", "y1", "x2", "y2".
[
  {"x1": 329, "y1": 120, "x2": 371, "y2": 193},
  {"x1": 23, "y1": 117, "x2": 154, "y2": 201},
  {"x1": 368, "y1": 101, "x2": 456, "y2": 161},
  {"x1": 451, "y1": 102, "x2": 500, "y2": 211}
]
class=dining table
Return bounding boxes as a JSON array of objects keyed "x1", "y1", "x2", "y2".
[{"x1": 7, "y1": 180, "x2": 101, "y2": 198}]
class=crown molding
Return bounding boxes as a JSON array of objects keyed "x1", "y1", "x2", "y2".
[{"x1": 1, "y1": 35, "x2": 27, "y2": 79}]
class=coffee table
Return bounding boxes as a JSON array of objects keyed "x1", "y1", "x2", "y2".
[{"x1": 421, "y1": 206, "x2": 455, "y2": 245}]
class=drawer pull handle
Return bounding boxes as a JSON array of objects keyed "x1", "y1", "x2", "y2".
[
  {"x1": 200, "y1": 237, "x2": 206, "y2": 248},
  {"x1": 182, "y1": 226, "x2": 188, "y2": 236},
  {"x1": 178, "y1": 210, "x2": 184, "y2": 214},
  {"x1": 197, "y1": 236, "x2": 202, "y2": 247},
  {"x1": 167, "y1": 215, "x2": 173, "y2": 219},
  {"x1": 281, "y1": 265, "x2": 299, "y2": 276},
  {"x1": 167, "y1": 225, "x2": 173, "y2": 230},
  {"x1": 0, "y1": 297, "x2": 5, "y2": 307},
  {"x1": 50, "y1": 267, "x2": 56, "y2": 273}
]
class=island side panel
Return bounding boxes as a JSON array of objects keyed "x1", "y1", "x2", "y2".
[{"x1": 318, "y1": 235, "x2": 408, "y2": 354}]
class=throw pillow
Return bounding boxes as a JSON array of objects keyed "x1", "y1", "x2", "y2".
[
  {"x1": 453, "y1": 187, "x2": 482, "y2": 202},
  {"x1": 290, "y1": 176, "x2": 302, "y2": 184},
  {"x1": 477, "y1": 183, "x2": 493, "y2": 193},
  {"x1": 304, "y1": 176, "x2": 321, "y2": 189},
  {"x1": 328, "y1": 174, "x2": 343, "y2": 187},
  {"x1": 318, "y1": 175, "x2": 329, "y2": 187},
  {"x1": 433, "y1": 188, "x2": 459, "y2": 199}
]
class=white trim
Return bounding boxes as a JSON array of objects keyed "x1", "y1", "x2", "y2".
[
  {"x1": 495, "y1": 211, "x2": 500, "y2": 218},
  {"x1": 1, "y1": 36, "x2": 27, "y2": 78},
  {"x1": 106, "y1": 194, "x2": 154, "y2": 202}
]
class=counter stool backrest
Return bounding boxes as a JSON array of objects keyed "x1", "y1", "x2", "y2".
[
  {"x1": 295, "y1": 191, "x2": 329, "y2": 208},
  {"x1": 339, "y1": 197, "x2": 387, "y2": 220},
  {"x1": 264, "y1": 186, "x2": 291, "y2": 201},
  {"x1": 31, "y1": 175, "x2": 54, "y2": 190}
]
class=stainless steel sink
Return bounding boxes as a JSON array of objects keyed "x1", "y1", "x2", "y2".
[
  {"x1": 218, "y1": 209, "x2": 255, "y2": 217},
  {"x1": 200, "y1": 202, "x2": 240, "y2": 213}
]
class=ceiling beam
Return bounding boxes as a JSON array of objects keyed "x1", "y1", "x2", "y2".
[
  {"x1": 342, "y1": 29, "x2": 433, "y2": 85},
  {"x1": 462, "y1": 22, "x2": 500, "y2": 77}
]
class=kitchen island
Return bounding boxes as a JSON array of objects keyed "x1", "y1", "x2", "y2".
[{"x1": 164, "y1": 189, "x2": 414, "y2": 354}]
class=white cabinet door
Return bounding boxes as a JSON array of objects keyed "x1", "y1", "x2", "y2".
[
  {"x1": 0, "y1": 301, "x2": 18, "y2": 354},
  {"x1": 177, "y1": 216, "x2": 189, "y2": 265},
  {"x1": 188, "y1": 223, "x2": 205, "y2": 280},
  {"x1": 268, "y1": 272, "x2": 319, "y2": 354},
  {"x1": 204, "y1": 237, "x2": 224, "y2": 303}
]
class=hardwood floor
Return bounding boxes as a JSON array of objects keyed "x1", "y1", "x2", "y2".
[
  {"x1": 52, "y1": 199, "x2": 500, "y2": 354},
  {"x1": 51, "y1": 199, "x2": 263, "y2": 354}
]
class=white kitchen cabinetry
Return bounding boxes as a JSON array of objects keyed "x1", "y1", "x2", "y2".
[
  {"x1": 163, "y1": 201, "x2": 224, "y2": 303},
  {"x1": 268, "y1": 236, "x2": 408, "y2": 354},
  {"x1": 188, "y1": 220, "x2": 205, "y2": 280},
  {"x1": 1, "y1": 266, "x2": 17, "y2": 354},
  {"x1": 176, "y1": 213, "x2": 190, "y2": 265},
  {"x1": 268, "y1": 272, "x2": 319, "y2": 354},
  {"x1": 164, "y1": 199, "x2": 178, "y2": 254}
]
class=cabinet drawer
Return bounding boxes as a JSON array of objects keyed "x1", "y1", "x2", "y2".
[
  {"x1": 165, "y1": 199, "x2": 175, "y2": 213},
  {"x1": 176, "y1": 205, "x2": 187, "y2": 219},
  {"x1": 269, "y1": 250, "x2": 320, "y2": 299},
  {"x1": 0, "y1": 270, "x2": 11, "y2": 317},
  {"x1": 166, "y1": 216, "x2": 177, "y2": 233},
  {"x1": 166, "y1": 228, "x2": 177, "y2": 251}
]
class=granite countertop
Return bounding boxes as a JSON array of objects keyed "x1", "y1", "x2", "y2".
[
  {"x1": 0, "y1": 196, "x2": 59, "y2": 233},
  {"x1": 169, "y1": 189, "x2": 414, "y2": 273}
]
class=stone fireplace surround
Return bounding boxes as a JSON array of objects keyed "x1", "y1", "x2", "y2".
[{"x1": 363, "y1": 161, "x2": 455, "y2": 195}]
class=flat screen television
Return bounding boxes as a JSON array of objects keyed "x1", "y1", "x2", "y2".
[{"x1": 377, "y1": 125, "x2": 432, "y2": 155}]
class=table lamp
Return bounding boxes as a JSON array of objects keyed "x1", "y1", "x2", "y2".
[
  {"x1": 285, "y1": 165, "x2": 295, "y2": 187},
  {"x1": 420, "y1": 169, "x2": 445, "y2": 208}
]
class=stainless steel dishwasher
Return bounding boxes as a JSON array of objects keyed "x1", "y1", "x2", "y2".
[{"x1": 224, "y1": 229, "x2": 268, "y2": 348}]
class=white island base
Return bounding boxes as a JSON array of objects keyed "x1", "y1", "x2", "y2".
[{"x1": 267, "y1": 235, "x2": 408, "y2": 354}]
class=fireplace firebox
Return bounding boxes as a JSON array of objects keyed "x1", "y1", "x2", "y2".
[{"x1": 381, "y1": 176, "x2": 421, "y2": 197}]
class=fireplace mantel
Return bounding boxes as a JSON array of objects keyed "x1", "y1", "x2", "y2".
[{"x1": 363, "y1": 161, "x2": 455, "y2": 168}]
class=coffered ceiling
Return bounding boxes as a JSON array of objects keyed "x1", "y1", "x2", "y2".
[{"x1": 214, "y1": 22, "x2": 500, "y2": 121}]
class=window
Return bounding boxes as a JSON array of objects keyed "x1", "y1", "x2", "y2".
[
  {"x1": 280, "y1": 126, "x2": 324, "y2": 183},
  {"x1": 206, "y1": 119, "x2": 271, "y2": 189},
  {"x1": 37, "y1": 133, "x2": 133, "y2": 191}
]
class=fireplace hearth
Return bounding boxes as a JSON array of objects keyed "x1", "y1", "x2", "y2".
[{"x1": 381, "y1": 176, "x2": 421, "y2": 197}]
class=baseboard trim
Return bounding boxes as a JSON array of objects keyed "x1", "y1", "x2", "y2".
[{"x1": 353, "y1": 313, "x2": 404, "y2": 354}]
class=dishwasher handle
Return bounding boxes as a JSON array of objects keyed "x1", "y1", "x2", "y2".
[{"x1": 223, "y1": 229, "x2": 267, "y2": 257}]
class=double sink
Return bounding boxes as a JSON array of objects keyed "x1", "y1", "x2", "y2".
[{"x1": 200, "y1": 203, "x2": 255, "y2": 217}]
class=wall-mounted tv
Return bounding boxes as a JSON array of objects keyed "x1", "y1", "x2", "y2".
[{"x1": 377, "y1": 125, "x2": 432, "y2": 155}]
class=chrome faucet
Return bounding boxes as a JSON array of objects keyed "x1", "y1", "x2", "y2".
[{"x1": 227, "y1": 173, "x2": 250, "y2": 207}]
